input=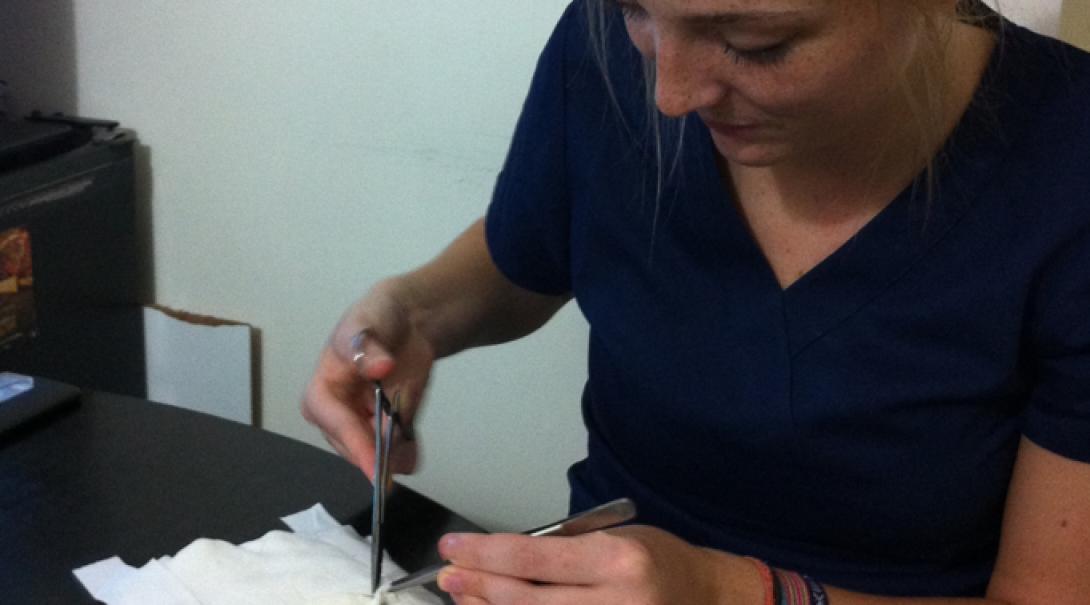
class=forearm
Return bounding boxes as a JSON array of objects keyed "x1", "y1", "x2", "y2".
[{"x1": 388, "y1": 217, "x2": 569, "y2": 359}]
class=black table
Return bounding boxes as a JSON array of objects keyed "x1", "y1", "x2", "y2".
[{"x1": 0, "y1": 390, "x2": 478, "y2": 604}]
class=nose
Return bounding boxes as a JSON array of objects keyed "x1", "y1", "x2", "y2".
[{"x1": 652, "y1": 29, "x2": 726, "y2": 118}]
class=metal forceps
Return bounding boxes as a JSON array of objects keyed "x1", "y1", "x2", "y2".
[
  {"x1": 350, "y1": 330, "x2": 414, "y2": 594},
  {"x1": 385, "y1": 497, "x2": 638, "y2": 594}
]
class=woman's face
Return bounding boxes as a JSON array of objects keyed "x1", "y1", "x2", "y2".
[{"x1": 615, "y1": 0, "x2": 937, "y2": 167}]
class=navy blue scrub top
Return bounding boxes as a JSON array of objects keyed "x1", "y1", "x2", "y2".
[{"x1": 486, "y1": 1, "x2": 1090, "y2": 597}]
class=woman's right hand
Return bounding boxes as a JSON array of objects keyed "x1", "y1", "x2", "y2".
[
  {"x1": 302, "y1": 219, "x2": 569, "y2": 481},
  {"x1": 302, "y1": 279, "x2": 434, "y2": 481}
]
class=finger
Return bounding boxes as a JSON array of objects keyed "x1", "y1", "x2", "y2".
[
  {"x1": 307, "y1": 342, "x2": 422, "y2": 477},
  {"x1": 302, "y1": 348, "x2": 378, "y2": 476},
  {"x1": 389, "y1": 430, "x2": 419, "y2": 475},
  {"x1": 384, "y1": 384, "x2": 423, "y2": 445},
  {"x1": 305, "y1": 369, "x2": 418, "y2": 478},
  {"x1": 438, "y1": 532, "x2": 623, "y2": 586},
  {"x1": 439, "y1": 567, "x2": 591, "y2": 605},
  {"x1": 356, "y1": 337, "x2": 426, "y2": 457},
  {"x1": 367, "y1": 384, "x2": 420, "y2": 476}
]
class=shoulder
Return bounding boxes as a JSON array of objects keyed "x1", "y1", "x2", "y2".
[
  {"x1": 996, "y1": 23, "x2": 1090, "y2": 146},
  {"x1": 530, "y1": 1, "x2": 655, "y2": 159},
  {"x1": 533, "y1": 1, "x2": 643, "y2": 107},
  {"x1": 977, "y1": 23, "x2": 1090, "y2": 226}
]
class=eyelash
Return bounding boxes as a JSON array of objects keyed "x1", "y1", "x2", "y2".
[
  {"x1": 725, "y1": 43, "x2": 791, "y2": 66},
  {"x1": 607, "y1": 0, "x2": 791, "y2": 67}
]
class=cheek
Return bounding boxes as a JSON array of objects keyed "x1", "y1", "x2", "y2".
[
  {"x1": 814, "y1": 40, "x2": 906, "y2": 118},
  {"x1": 739, "y1": 37, "x2": 902, "y2": 124}
]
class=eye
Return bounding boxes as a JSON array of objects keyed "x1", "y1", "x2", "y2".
[{"x1": 725, "y1": 42, "x2": 791, "y2": 66}]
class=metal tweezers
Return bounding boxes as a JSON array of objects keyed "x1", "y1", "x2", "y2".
[
  {"x1": 385, "y1": 497, "x2": 637, "y2": 594},
  {"x1": 351, "y1": 331, "x2": 414, "y2": 594}
]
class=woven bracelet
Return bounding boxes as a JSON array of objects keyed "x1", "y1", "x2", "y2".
[
  {"x1": 745, "y1": 557, "x2": 777, "y2": 605},
  {"x1": 746, "y1": 557, "x2": 828, "y2": 605},
  {"x1": 773, "y1": 567, "x2": 810, "y2": 605},
  {"x1": 803, "y1": 575, "x2": 829, "y2": 605},
  {"x1": 773, "y1": 566, "x2": 829, "y2": 605}
]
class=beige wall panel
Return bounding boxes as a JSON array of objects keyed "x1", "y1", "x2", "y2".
[{"x1": 1062, "y1": 0, "x2": 1090, "y2": 50}]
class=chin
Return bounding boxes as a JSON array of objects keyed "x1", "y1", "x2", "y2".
[
  {"x1": 715, "y1": 145, "x2": 786, "y2": 168},
  {"x1": 709, "y1": 135, "x2": 790, "y2": 168}
]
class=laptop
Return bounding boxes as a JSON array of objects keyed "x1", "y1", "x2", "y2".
[{"x1": 0, "y1": 372, "x2": 81, "y2": 441}]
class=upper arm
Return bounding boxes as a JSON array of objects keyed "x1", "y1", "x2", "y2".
[{"x1": 986, "y1": 437, "x2": 1090, "y2": 605}]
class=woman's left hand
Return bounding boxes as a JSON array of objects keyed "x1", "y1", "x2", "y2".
[{"x1": 434, "y1": 524, "x2": 763, "y2": 605}]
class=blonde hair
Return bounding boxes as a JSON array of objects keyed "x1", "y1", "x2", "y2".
[
  {"x1": 584, "y1": 1, "x2": 688, "y2": 253},
  {"x1": 901, "y1": 0, "x2": 1003, "y2": 209}
]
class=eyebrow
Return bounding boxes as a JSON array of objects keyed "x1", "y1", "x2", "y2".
[{"x1": 692, "y1": 10, "x2": 807, "y2": 25}]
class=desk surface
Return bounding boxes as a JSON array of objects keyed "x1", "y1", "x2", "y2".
[{"x1": 0, "y1": 391, "x2": 476, "y2": 604}]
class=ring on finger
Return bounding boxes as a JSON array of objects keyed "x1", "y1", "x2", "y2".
[{"x1": 350, "y1": 329, "x2": 371, "y2": 365}]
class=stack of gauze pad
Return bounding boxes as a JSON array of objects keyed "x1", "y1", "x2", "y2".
[{"x1": 73, "y1": 503, "x2": 442, "y2": 605}]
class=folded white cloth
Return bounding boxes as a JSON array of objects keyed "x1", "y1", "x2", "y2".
[{"x1": 73, "y1": 503, "x2": 441, "y2": 605}]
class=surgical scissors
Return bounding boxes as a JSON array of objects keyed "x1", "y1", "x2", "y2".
[{"x1": 350, "y1": 330, "x2": 414, "y2": 594}]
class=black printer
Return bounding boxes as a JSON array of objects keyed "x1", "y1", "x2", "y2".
[{"x1": 0, "y1": 114, "x2": 146, "y2": 397}]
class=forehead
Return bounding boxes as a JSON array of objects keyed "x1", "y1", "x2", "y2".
[
  {"x1": 632, "y1": 0, "x2": 893, "y2": 34},
  {"x1": 637, "y1": 0, "x2": 837, "y2": 22},
  {"x1": 632, "y1": 0, "x2": 867, "y2": 29}
]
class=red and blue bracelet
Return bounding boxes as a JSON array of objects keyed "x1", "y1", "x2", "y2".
[{"x1": 746, "y1": 557, "x2": 828, "y2": 605}]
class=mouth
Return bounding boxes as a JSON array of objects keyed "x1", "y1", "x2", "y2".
[{"x1": 704, "y1": 119, "x2": 759, "y2": 135}]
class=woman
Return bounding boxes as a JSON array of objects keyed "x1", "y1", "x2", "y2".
[{"x1": 303, "y1": 0, "x2": 1090, "y2": 602}]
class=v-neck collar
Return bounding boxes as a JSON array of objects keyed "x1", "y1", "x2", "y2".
[{"x1": 685, "y1": 18, "x2": 1040, "y2": 357}]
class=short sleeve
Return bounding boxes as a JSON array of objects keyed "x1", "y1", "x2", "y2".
[
  {"x1": 484, "y1": 3, "x2": 581, "y2": 296},
  {"x1": 1023, "y1": 224, "x2": 1090, "y2": 463}
]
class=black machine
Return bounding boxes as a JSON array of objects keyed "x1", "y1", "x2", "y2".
[{"x1": 0, "y1": 114, "x2": 146, "y2": 397}]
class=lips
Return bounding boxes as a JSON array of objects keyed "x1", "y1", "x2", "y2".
[{"x1": 703, "y1": 119, "x2": 760, "y2": 135}]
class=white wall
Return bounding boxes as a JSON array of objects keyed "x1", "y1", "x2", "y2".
[
  {"x1": 988, "y1": 0, "x2": 1064, "y2": 36},
  {"x1": 0, "y1": 0, "x2": 586, "y2": 532}
]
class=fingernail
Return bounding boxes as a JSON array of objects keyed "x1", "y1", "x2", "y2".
[
  {"x1": 437, "y1": 569, "x2": 465, "y2": 593},
  {"x1": 438, "y1": 534, "x2": 463, "y2": 559}
]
